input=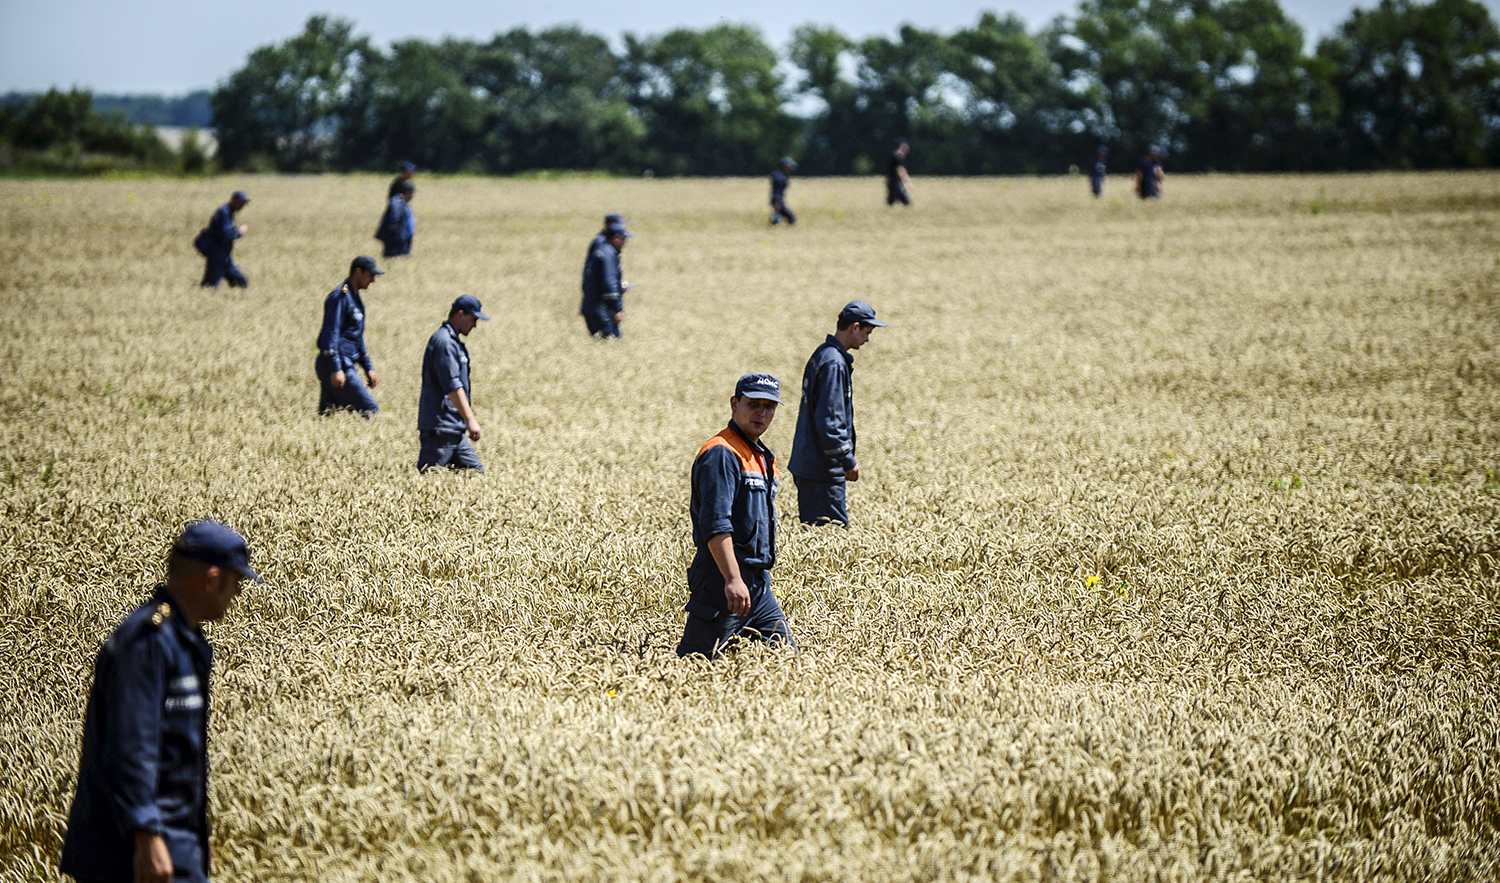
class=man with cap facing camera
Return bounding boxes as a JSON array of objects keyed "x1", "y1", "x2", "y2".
[
  {"x1": 418, "y1": 294, "x2": 490, "y2": 472},
  {"x1": 580, "y1": 220, "x2": 631, "y2": 338},
  {"x1": 193, "y1": 190, "x2": 250, "y2": 289},
  {"x1": 315, "y1": 256, "x2": 383, "y2": 417},
  {"x1": 60, "y1": 520, "x2": 262, "y2": 883},
  {"x1": 678, "y1": 373, "x2": 796, "y2": 658},
  {"x1": 770, "y1": 157, "x2": 797, "y2": 225},
  {"x1": 789, "y1": 300, "x2": 889, "y2": 527}
]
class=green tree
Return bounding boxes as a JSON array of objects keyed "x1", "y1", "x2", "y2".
[
  {"x1": 949, "y1": 12, "x2": 1070, "y2": 172},
  {"x1": 210, "y1": 15, "x2": 370, "y2": 171},
  {"x1": 623, "y1": 24, "x2": 795, "y2": 175},
  {"x1": 787, "y1": 25, "x2": 859, "y2": 173},
  {"x1": 850, "y1": 25, "x2": 969, "y2": 173},
  {"x1": 0, "y1": 88, "x2": 172, "y2": 171},
  {"x1": 1317, "y1": 0, "x2": 1500, "y2": 168}
]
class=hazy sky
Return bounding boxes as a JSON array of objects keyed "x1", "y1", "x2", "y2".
[{"x1": 2, "y1": 0, "x2": 1491, "y2": 95}]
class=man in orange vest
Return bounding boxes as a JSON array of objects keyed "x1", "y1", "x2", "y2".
[{"x1": 677, "y1": 373, "x2": 796, "y2": 658}]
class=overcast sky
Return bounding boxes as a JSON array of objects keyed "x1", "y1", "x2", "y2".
[{"x1": 3, "y1": 0, "x2": 1493, "y2": 95}]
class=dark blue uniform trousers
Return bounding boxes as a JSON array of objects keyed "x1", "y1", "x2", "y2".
[
  {"x1": 677, "y1": 566, "x2": 794, "y2": 658},
  {"x1": 417, "y1": 431, "x2": 484, "y2": 472},
  {"x1": 794, "y1": 475, "x2": 848, "y2": 526},
  {"x1": 315, "y1": 354, "x2": 379, "y2": 416},
  {"x1": 200, "y1": 249, "x2": 247, "y2": 288},
  {"x1": 583, "y1": 308, "x2": 622, "y2": 339}
]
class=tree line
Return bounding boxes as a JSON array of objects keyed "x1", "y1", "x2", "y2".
[{"x1": 211, "y1": 0, "x2": 1500, "y2": 175}]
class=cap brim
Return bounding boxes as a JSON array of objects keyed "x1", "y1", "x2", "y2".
[
  {"x1": 238, "y1": 565, "x2": 266, "y2": 585},
  {"x1": 863, "y1": 318, "x2": 888, "y2": 327},
  {"x1": 472, "y1": 310, "x2": 490, "y2": 320},
  {"x1": 740, "y1": 392, "x2": 783, "y2": 403}
]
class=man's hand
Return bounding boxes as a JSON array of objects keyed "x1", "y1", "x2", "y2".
[
  {"x1": 466, "y1": 417, "x2": 483, "y2": 442},
  {"x1": 614, "y1": 311, "x2": 625, "y2": 325},
  {"x1": 723, "y1": 576, "x2": 751, "y2": 616},
  {"x1": 621, "y1": 281, "x2": 632, "y2": 292},
  {"x1": 134, "y1": 830, "x2": 172, "y2": 883},
  {"x1": 845, "y1": 465, "x2": 861, "y2": 482},
  {"x1": 367, "y1": 370, "x2": 380, "y2": 389},
  {"x1": 237, "y1": 224, "x2": 249, "y2": 236},
  {"x1": 331, "y1": 370, "x2": 346, "y2": 388}
]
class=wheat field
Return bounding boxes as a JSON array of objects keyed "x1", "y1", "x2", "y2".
[{"x1": 1, "y1": 170, "x2": 1498, "y2": 882}]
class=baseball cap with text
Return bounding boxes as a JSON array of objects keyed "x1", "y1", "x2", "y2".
[{"x1": 735, "y1": 373, "x2": 783, "y2": 404}]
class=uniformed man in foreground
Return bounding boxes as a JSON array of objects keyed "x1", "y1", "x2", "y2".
[
  {"x1": 315, "y1": 255, "x2": 383, "y2": 417},
  {"x1": 60, "y1": 520, "x2": 263, "y2": 883},
  {"x1": 193, "y1": 190, "x2": 250, "y2": 289},
  {"x1": 789, "y1": 300, "x2": 888, "y2": 526},
  {"x1": 418, "y1": 294, "x2": 490, "y2": 472},
  {"x1": 580, "y1": 220, "x2": 631, "y2": 338},
  {"x1": 678, "y1": 373, "x2": 796, "y2": 658}
]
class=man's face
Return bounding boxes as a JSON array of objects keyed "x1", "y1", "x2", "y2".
[
  {"x1": 730, "y1": 395, "x2": 778, "y2": 440},
  {"x1": 350, "y1": 268, "x2": 375, "y2": 290},
  {"x1": 609, "y1": 233, "x2": 628, "y2": 251},
  {"x1": 202, "y1": 567, "x2": 246, "y2": 623},
  {"x1": 451, "y1": 311, "x2": 479, "y2": 335},
  {"x1": 896, "y1": 143, "x2": 909, "y2": 158},
  {"x1": 230, "y1": 197, "x2": 247, "y2": 212},
  {"x1": 847, "y1": 322, "x2": 873, "y2": 350}
]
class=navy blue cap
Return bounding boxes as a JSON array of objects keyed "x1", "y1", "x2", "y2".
[
  {"x1": 173, "y1": 520, "x2": 263, "y2": 583},
  {"x1": 604, "y1": 213, "x2": 624, "y2": 225},
  {"x1": 451, "y1": 294, "x2": 490, "y2": 321},
  {"x1": 780, "y1": 156, "x2": 797, "y2": 169},
  {"x1": 735, "y1": 373, "x2": 783, "y2": 404},
  {"x1": 1097, "y1": 145, "x2": 1109, "y2": 154},
  {"x1": 400, "y1": 161, "x2": 417, "y2": 172},
  {"x1": 350, "y1": 255, "x2": 384, "y2": 275},
  {"x1": 839, "y1": 300, "x2": 888, "y2": 327},
  {"x1": 231, "y1": 190, "x2": 250, "y2": 203},
  {"x1": 895, "y1": 137, "x2": 909, "y2": 146},
  {"x1": 606, "y1": 221, "x2": 632, "y2": 238}
]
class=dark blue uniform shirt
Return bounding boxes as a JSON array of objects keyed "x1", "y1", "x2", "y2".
[
  {"x1": 689, "y1": 422, "x2": 778, "y2": 607},
  {"x1": 580, "y1": 238, "x2": 625, "y2": 316},
  {"x1": 770, "y1": 169, "x2": 789, "y2": 203},
  {"x1": 194, "y1": 203, "x2": 241, "y2": 256},
  {"x1": 60, "y1": 585, "x2": 213, "y2": 883},
  {"x1": 789, "y1": 335, "x2": 857, "y2": 480},
  {"x1": 418, "y1": 321, "x2": 472, "y2": 434},
  {"x1": 1137, "y1": 156, "x2": 1161, "y2": 197},
  {"x1": 376, "y1": 195, "x2": 415, "y2": 254},
  {"x1": 317, "y1": 279, "x2": 373, "y2": 375}
]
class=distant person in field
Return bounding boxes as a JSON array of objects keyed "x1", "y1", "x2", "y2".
[
  {"x1": 315, "y1": 255, "x2": 383, "y2": 417},
  {"x1": 1090, "y1": 145, "x2": 1108, "y2": 197},
  {"x1": 770, "y1": 156, "x2": 797, "y2": 225},
  {"x1": 388, "y1": 161, "x2": 416, "y2": 198},
  {"x1": 789, "y1": 300, "x2": 888, "y2": 527},
  {"x1": 886, "y1": 138, "x2": 913, "y2": 206},
  {"x1": 193, "y1": 190, "x2": 249, "y2": 289},
  {"x1": 678, "y1": 373, "x2": 795, "y2": 658},
  {"x1": 1135, "y1": 145, "x2": 1165, "y2": 200},
  {"x1": 580, "y1": 220, "x2": 631, "y2": 339},
  {"x1": 418, "y1": 294, "x2": 490, "y2": 472},
  {"x1": 59, "y1": 520, "x2": 262, "y2": 883},
  {"x1": 376, "y1": 180, "x2": 416, "y2": 257}
]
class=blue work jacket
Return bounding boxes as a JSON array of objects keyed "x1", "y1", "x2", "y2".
[
  {"x1": 690, "y1": 422, "x2": 778, "y2": 577},
  {"x1": 376, "y1": 195, "x2": 414, "y2": 253},
  {"x1": 770, "y1": 169, "x2": 790, "y2": 203},
  {"x1": 580, "y1": 238, "x2": 625, "y2": 315},
  {"x1": 194, "y1": 203, "x2": 240, "y2": 256},
  {"x1": 316, "y1": 279, "x2": 373, "y2": 375},
  {"x1": 789, "y1": 335, "x2": 857, "y2": 480},
  {"x1": 418, "y1": 321, "x2": 472, "y2": 434},
  {"x1": 60, "y1": 585, "x2": 212, "y2": 883}
]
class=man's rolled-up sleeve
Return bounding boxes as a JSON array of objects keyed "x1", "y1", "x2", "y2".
[{"x1": 694, "y1": 447, "x2": 737, "y2": 538}]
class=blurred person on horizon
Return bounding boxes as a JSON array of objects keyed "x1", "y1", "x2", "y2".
[
  {"x1": 315, "y1": 255, "x2": 383, "y2": 417},
  {"x1": 886, "y1": 138, "x2": 913, "y2": 206},
  {"x1": 418, "y1": 294, "x2": 489, "y2": 472},
  {"x1": 580, "y1": 220, "x2": 631, "y2": 339},
  {"x1": 193, "y1": 190, "x2": 249, "y2": 289},
  {"x1": 1090, "y1": 145, "x2": 1109, "y2": 197},
  {"x1": 376, "y1": 181, "x2": 416, "y2": 257},
  {"x1": 1135, "y1": 145, "x2": 1165, "y2": 199},
  {"x1": 678, "y1": 373, "x2": 796, "y2": 658},
  {"x1": 388, "y1": 161, "x2": 417, "y2": 198},
  {"x1": 789, "y1": 300, "x2": 888, "y2": 527},
  {"x1": 59, "y1": 520, "x2": 262, "y2": 883},
  {"x1": 770, "y1": 156, "x2": 797, "y2": 225}
]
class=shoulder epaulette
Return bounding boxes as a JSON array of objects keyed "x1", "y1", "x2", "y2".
[{"x1": 150, "y1": 602, "x2": 171, "y2": 627}]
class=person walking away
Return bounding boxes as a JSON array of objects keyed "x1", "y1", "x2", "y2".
[
  {"x1": 580, "y1": 221, "x2": 631, "y2": 339},
  {"x1": 59, "y1": 520, "x2": 263, "y2": 883},
  {"x1": 1135, "y1": 146, "x2": 1165, "y2": 200},
  {"x1": 417, "y1": 295, "x2": 490, "y2": 472},
  {"x1": 376, "y1": 181, "x2": 416, "y2": 257},
  {"x1": 1090, "y1": 146, "x2": 1108, "y2": 197},
  {"x1": 789, "y1": 300, "x2": 889, "y2": 526},
  {"x1": 770, "y1": 157, "x2": 797, "y2": 225},
  {"x1": 315, "y1": 255, "x2": 383, "y2": 417},
  {"x1": 388, "y1": 161, "x2": 416, "y2": 198},
  {"x1": 194, "y1": 191, "x2": 249, "y2": 289},
  {"x1": 886, "y1": 139, "x2": 913, "y2": 206}
]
